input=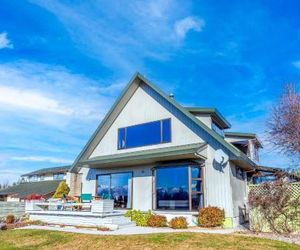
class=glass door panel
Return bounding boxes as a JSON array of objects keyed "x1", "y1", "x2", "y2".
[
  {"x1": 97, "y1": 175, "x2": 111, "y2": 199},
  {"x1": 97, "y1": 172, "x2": 132, "y2": 209},
  {"x1": 111, "y1": 172, "x2": 132, "y2": 209}
]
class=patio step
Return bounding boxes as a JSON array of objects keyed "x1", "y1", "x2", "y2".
[{"x1": 101, "y1": 216, "x2": 136, "y2": 229}]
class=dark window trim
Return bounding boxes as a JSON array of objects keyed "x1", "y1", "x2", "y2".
[
  {"x1": 117, "y1": 118, "x2": 172, "y2": 150},
  {"x1": 152, "y1": 164, "x2": 204, "y2": 212},
  {"x1": 95, "y1": 171, "x2": 133, "y2": 210}
]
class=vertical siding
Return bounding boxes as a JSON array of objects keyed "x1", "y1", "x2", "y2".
[
  {"x1": 90, "y1": 86, "x2": 202, "y2": 158},
  {"x1": 229, "y1": 162, "x2": 247, "y2": 225},
  {"x1": 204, "y1": 145, "x2": 233, "y2": 218}
]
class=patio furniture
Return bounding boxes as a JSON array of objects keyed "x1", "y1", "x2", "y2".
[{"x1": 80, "y1": 193, "x2": 92, "y2": 203}]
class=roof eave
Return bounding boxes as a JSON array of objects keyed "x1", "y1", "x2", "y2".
[{"x1": 185, "y1": 107, "x2": 231, "y2": 129}]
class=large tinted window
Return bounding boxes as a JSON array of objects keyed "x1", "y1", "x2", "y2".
[
  {"x1": 156, "y1": 166, "x2": 189, "y2": 210},
  {"x1": 155, "y1": 165, "x2": 203, "y2": 211},
  {"x1": 97, "y1": 172, "x2": 132, "y2": 209},
  {"x1": 118, "y1": 118, "x2": 171, "y2": 149}
]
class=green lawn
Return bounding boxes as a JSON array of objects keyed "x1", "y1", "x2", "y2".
[{"x1": 0, "y1": 229, "x2": 299, "y2": 250}]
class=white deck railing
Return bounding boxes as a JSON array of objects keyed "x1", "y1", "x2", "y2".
[{"x1": 25, "y1": 200, "x2": 114, "y2": 214}]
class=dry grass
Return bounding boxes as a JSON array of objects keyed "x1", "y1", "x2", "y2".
[{"x1": 0, "y1": 229, "x2": 299, "y2": 250}]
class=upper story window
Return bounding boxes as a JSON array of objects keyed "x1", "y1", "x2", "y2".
[
  {"x1": 118, "y1": 118, "x2": 171, "y2": 150},
  {"x1": 53, "y1": 173, "x2": 65, "y2": 180},
  {"x1": 212, "y1": 121, "x2": 224, "y2": 137}
]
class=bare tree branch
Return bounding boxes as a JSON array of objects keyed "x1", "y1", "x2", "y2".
[{"x1": 267, "y1": 84, "x2": 300, "y2": 165}]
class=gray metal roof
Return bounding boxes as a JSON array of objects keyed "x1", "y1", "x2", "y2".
[
  {"x1": 22, "y1": 166, "x2": 71, "y2": 177},
  {"x1": 0, "y1": 180, "x2": 61, "y2": 198},
  {"x1": 185, "y1": 107, "x2": 231, "y2": 129},
  {"x1": 79, "y1": 143, "x2": 206, "y2": 168}
]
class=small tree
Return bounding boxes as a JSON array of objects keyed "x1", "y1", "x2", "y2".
[
  {"x1": 267, "y1": 84, "x2": 300, "y2": 163},
  {"x1": 249, "y1": 179, "x2": 300, "y2": 234},
  {"x1": 52, "y1": 181, "x2": 70, "y2": 199}
]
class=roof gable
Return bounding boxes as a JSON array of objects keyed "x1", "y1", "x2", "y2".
[{"x1": 70, "y1": 73, "x2": 257, "y2": 172}]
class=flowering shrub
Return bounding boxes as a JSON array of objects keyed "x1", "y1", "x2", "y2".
[
  {"x1": 125, "y1": 210, "x2": 152, "y2": 226},
  {"x1": 169, "y1": 217, "x2": 188, "y2": 229},
  {"x1": 198, "y1": 207, "x2": 224, "y2": 227},
  {"x1": 25, "y1": 194, "x2": 43, "y2": 201},
  {"x1": 147, "y1": 215, "x2": 167, "y2": 227}
]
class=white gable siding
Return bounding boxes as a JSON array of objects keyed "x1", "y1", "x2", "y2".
[
  {"x1": 90, "y1": 86, "x2": 202, "y2": 158},
  {"x1": 194, "y1": 114, "x2": 212, "y2": 128}
]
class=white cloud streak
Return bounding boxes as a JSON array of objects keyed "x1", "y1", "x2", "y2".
[
  {"x1": 0, "y1": 62, "x2": 123, "y2": 124},
  {"x1": 0, "y1": 86, "x2": 73, "y2": 115},
  {"x1": 174, "y1": 17, "x2": 205, "y2": 39},
  {"x1": 11, "y1": 156, "x2": 73, "y2": 164},
  {"x1": 292, "y1": 61, "x2": 300, "y2": 69},
  {"x1": 0, "y1": 32, "x2": 13, "y2": 49}
]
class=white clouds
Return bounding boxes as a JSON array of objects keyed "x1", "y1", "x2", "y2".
[
  {"x1": 174, "y1": 17, "x2": 205, "y2": 39},
  {"x1": 11, "y1": 156, "x2": 73, "y2": 164},
  {"x1": 292, "y1": 61, "x2": 300, "y2": 69},
  {"x1": 0, "y1": 32, "x2": 13, "y2": 49},
  {"x1": 0, "y1": 86, "x2": 73, "y2": 115},
  {"x1": 0, "y1": 62, "x2": 122, "y2": 123}
]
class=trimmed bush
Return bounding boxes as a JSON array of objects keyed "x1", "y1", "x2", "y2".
[
  {"x1": 125, "y1": 210, "x2": 152, "y2": 226},
  {"x1": 5, "y1": 214, "x2": 15, "y2": 224},
  {"x1": 198, "y1": 206, "x2": 224, "y2": 227},
  {"x1": 25, "y1": 194, "x2": 43, "y2": 201},
  {"x1": 147, "y1": 215, "x2": 167, "y2": 227},
  {"x1": 52, "y1": 181, "x2": 70, "y2": 199},
  {"x1": 169, "y1": 216, "x2": 188, "y2": 229}
]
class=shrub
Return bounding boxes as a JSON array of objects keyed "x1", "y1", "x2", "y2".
[
  {"x1": 5, "y1": 214, "x2": 15, "y2": 224},
  {"x1": 25, "y1": 194, "x2": 43, "y2": 201},
  {"x1": 52, "y1": 181, "x2": 70, "y2": 199},
  {"x1": 248, "y1": 179, "x2": 300, "y2": 234},
  {"x1": 0, "y1": 223, "x2": 7, "y2": 230},
  {"x1": 169, "y1": 217, "x2": 188, "y2": 229},
  {"x1": 147, "y1": 214, "x2": 167, "y2": 227},
  {"x1": 125, "y1": 210, "x2": 152, "y2": 226},
  {"x1": 198, "y1": 207, "x2": 224, "y2": 227}
]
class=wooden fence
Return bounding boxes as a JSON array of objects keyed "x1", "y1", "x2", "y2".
[
  {"x1": 248, "y1": 182, "x2": 300, "y2": 233},
  {"x1": 0, "y1": 202, "x2": 25, "y2": 218},
  {"x1": 249, "y1": 182, "x2": 300, "y2": 199}
]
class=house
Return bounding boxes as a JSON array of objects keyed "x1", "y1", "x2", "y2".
[
  {"x1": 20, "y1": 166, "x2": 70, "y2": 182},
  {"x1": 0, "y1": 166, "x2": 70, "y2": 202},
  {"x1": 65, "y1": 73, "x2": 264, "y2": 227}
]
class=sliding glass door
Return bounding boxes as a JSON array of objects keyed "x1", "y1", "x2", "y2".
[{"x1": 96, "y1": 172, "x2": 132, "y2": 209}]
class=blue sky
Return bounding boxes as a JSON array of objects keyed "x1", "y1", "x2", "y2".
[{"x1": 0, "y1": 0, "x2": 300, "y2": 183}]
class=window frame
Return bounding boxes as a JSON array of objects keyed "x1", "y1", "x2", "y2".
[
  {"x1": 117, "y1": 118, "x2": 172, "y2": 150},
  {"x1": 152, "y1": 163, "x2": 204, "y2": 212}
]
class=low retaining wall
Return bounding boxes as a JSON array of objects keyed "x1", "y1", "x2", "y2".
[
  {"x1": 0, "y1": 202, "x2": 25, "y2": 218},
  {"x1": 28, "y1": 211, "x2": 133, "y2": 230}
]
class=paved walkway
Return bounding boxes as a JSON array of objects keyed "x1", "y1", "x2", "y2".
[{"x1": 19, "y1": 225, "x2": 236, "y2": 235}]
